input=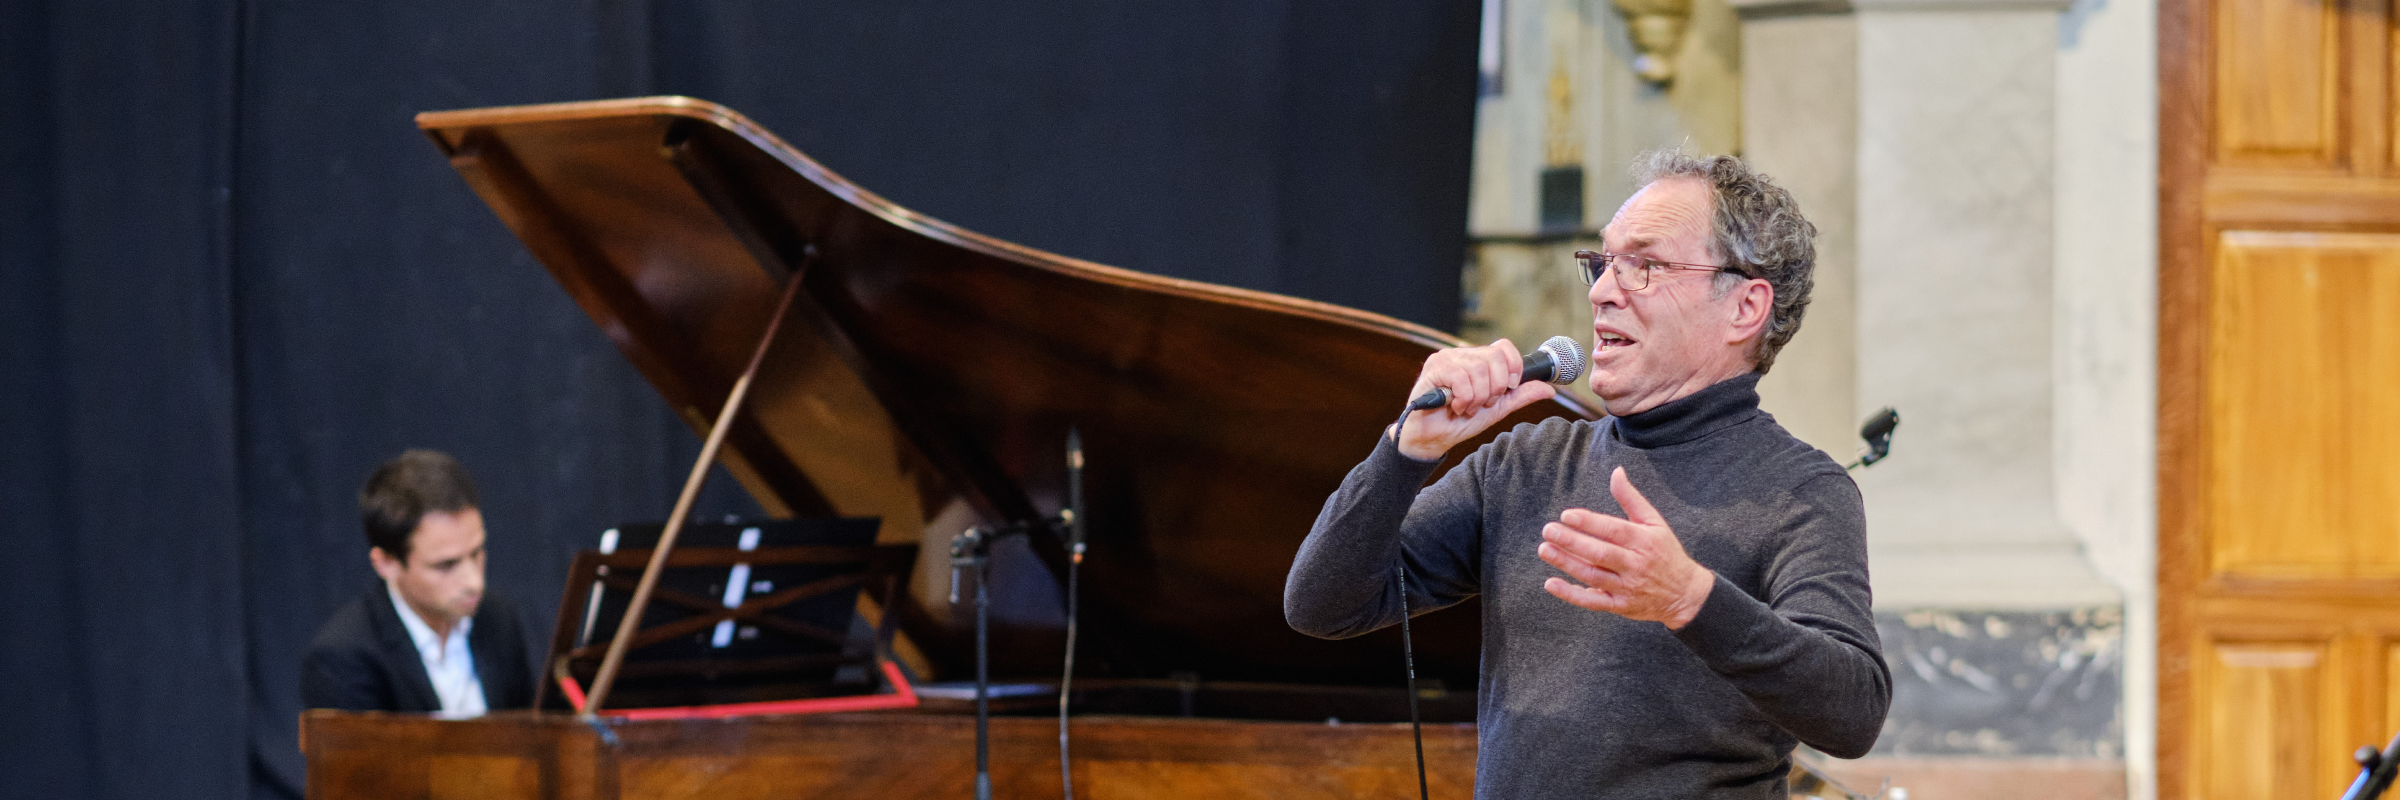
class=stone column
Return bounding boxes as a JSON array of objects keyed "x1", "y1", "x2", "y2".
[
  {"x1": 1738, "y1": 4, "x2": 1858, "y2": 457},
  {"x1": 1736, "y1": 0, "x2": 2111, "y2": 613},
  {"x1": 1853, "y1": 0, "x2": 2112, "y2": 610},
  {"x1": 1735, "y1": 0, "x2": 2130, "y2": 781}
]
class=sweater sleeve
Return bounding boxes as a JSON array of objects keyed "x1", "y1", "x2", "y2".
[
  {"x1": 1284, "y1": 431, "x2": 1493, "y2": 640},
  {"x1": 1669, "y1": 473, "x2": 1891, "y2": 757}
]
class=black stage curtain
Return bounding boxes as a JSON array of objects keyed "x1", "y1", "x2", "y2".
[{"x1": 0, "y1": 2, "x2": 1481, "y2": 798}]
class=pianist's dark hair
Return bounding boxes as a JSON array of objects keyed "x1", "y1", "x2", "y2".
[{"x1": 360, "y1": 449, "x2": 481, "y2": 563}]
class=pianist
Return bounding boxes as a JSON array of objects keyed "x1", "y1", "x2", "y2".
[
  {"x1": 1286, "y1": 151, "x2": 1889, "y2": 797},
  {"x1": 302, "y1": 449, "x2": 533, "y2": 715}
]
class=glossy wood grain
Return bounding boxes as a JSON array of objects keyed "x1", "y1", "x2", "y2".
[
  {"x1": 417, "y1": 97, "x2": 1596, "y2": 693},
  {"x1": 302, "y1": 711, "x2": 1478, "y2": 800},
  {"x1": 2162, "y1": 0, "x2": 2400, "y2": 794},
  {"x1": 2387, "y1": 643, "x2": 2400, "y2": 745},
  {"x1": 2198, "y1": 643, "x2": 2326, "y2": 800},
  {"x1": 2206, "y1": 231, "x2": 2400, "y2": 579},
  {"x1": 2211, "y1": 0, "x2": 2343, "y2": 167}
]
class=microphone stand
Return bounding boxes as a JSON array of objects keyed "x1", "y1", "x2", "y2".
[
  {"x1": 2344, "y1": 729, "x2": 2400, "y2": 800},
  {"x1": 951, "y1": 522, "x2": 1024, "y2": 800},
  {"x1": 1058, "y1": 427, "x2": 1087, "y2": 800},
  {"x1": 949, "y1": 429, "x2": 1090, "y2": 800}
]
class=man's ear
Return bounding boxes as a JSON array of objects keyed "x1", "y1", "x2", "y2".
[
  {"x1": 369, "y1": 546, "x2": 405, "y2": 582},
  {"x1": 1726, "y1": 279, "x2": 1774, "y2": 346}
]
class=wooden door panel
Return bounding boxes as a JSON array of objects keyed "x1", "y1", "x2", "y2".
[
  {"x1": 2388, "y1": 643, "x2": 2400, "y2": 740},
  {"x1": 2200, "y1": 642, "x2": 2328, "y2": 799},
  {"x1": 2206, "y1": 231, "x2": 2400, "y2": 579},
  {"x1": 2166, "y1": 0, "x2": 2400, "y2": 793},
  {"x1": 2212, "y1": 0, "x2": 2344, "y2": 167}
]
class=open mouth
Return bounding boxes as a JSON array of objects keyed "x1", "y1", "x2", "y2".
[{"x1": 1596, "y1": 330, "x2": 1637, "y2": 350}]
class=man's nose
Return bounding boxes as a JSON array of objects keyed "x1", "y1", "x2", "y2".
[{"x1": 1589, "y1": 269, "x2": 1625, "y2": 308}]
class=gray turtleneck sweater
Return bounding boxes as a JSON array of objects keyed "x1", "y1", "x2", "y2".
[{"x1": 1285, "y1": 373, "x2": 1889, "y2": 799}]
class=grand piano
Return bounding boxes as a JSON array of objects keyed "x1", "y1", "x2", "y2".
[{"x1": 299, "y1": 97, "x2": 1598, "y2": 799}]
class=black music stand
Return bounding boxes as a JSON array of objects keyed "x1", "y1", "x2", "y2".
[{"x1": 536, "y1": 517, "x2": 917, "y2": 713}]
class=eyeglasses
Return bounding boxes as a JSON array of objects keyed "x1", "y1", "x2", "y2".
[{"x1": 1573, "y1": 250, "x2": 1751, "y2": 291}]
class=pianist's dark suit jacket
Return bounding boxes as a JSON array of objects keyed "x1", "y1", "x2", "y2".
[{"x1": 301, "y1": 581, "x2": 536, "y2": 712}]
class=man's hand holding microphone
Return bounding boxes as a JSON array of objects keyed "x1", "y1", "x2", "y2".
[{"x1": 1392, "y1": 336, "x2": 1585, "y2": 461}]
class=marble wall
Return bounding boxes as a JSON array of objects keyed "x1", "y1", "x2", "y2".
[
  {"x1": 1740, "y1": 10, "x2": 1858, "y2": 457},
  {"x1": 2052, "y1": 0, "x2": 2159, "y2": 791}
]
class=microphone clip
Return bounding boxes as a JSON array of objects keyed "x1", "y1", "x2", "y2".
[{"x1": 948, "y1": 523, "x2": 1030, "y2": 604}]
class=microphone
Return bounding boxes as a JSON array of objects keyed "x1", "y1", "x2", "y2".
[
  {"x1": 1408, "y1": 335, "x2": 1587, "y2": 412},
  {"x1": 1848, "y1": 407, "x2": 1900, "y2": 470}
]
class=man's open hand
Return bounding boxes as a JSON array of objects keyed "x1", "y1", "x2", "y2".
[{"x1": 1537, "y1": 466, "x2": 1715, "y2": 629}]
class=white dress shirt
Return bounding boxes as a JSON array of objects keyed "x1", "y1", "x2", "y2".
[{"x1": 386, "y1": 583, "x2": 488, "y2": 716}]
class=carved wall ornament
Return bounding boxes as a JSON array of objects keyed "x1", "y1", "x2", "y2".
[{"x1": 1612, "y1": 0, "x2": 1693, "y2": 84}]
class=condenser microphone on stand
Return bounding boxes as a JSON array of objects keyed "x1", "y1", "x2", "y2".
[
  {"x1": 1057, "y1": 427, "x2": 1086, "y2": 800},
  {"x1": 1407, "y1": 335, "x2": 1587, "y2": 412},
  {"x1": 1844, "y1": 408, "x2": 1900, "y2": 471}
]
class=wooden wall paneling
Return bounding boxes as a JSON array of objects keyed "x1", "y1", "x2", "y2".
[
  {"x1": 2201, "y1": 173, "x2": 2400, "y2": 227},
  {"x1": 2335, "y1": 634, "x2": 2379, "y2": 797},
  {"x1": 2385, "y1": 641, "x2": 2400, "y2": 744},
  {"x1": 2163, "y1": 0, "x2": 2400, "y2": 786},
  {"x1": 2159, "y1": 0, "x2": 2212, "y2": 792},
  {"x1": 2205, "y1": 233, "x2": 2328, "y2": 576},
  {"x1": 2385, "y1": 0, "x2": 2400, "y2": 172},
  {"x1": 2198, "y1": 641, "x2": 2328, "y2": 799},
  {"x1": 2347, "y1": 0, "x2": 2391, "y2": 174},
  {"x1": 2205, "y1": 231, "x2": 2400, "y2": 579},
  {"x1": 2210, "y1": 0, "x2": 2346, "y2": 167}
]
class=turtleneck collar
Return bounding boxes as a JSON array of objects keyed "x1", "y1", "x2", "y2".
[{"x1": 1606, "y1": 372, "x2": 1765, "y2": 449}]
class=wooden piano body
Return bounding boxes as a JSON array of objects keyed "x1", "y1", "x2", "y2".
[
  {"x1": 301, "y1": 97, "x2": 1594, "y2": 799},
  {"x1": 303, "y1": 711, "x2": 1476, "y2": 799}
]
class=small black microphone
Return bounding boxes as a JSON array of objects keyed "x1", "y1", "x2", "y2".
[
  {"x1": 1845, "y1": 407, "x2": 1900, "y2": 471},
  {"x1": 1408, "y1": 335, "x2": 1587, "y2": 412},
  {"x1": 1855, "y1": 408, "x2": 1898, "y2": 466}
]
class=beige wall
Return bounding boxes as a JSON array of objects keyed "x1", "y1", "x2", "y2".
[{"x1": 2054, "y1": 0, "x2": 2159, "y2": 792}]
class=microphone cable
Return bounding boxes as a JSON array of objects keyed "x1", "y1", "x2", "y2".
[
  {"x1": 1389, "y1": 407, "x2": 1432, "y2": 800},
  {"x1": 1383, "y1": 341, "x2": 1578, "y2": 800},
  {"x1": 1059, "y1": 428, "x2": 1087, "y2": 800},
  {"x1": 1398, "y1": 566, "x2": 1431, "y2": 800}
]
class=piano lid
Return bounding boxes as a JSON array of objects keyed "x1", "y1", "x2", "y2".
[{"x1": 417, "y1": 97, "x2": 1598, "y2": 690}]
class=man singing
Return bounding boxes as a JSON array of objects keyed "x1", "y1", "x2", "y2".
[{"x1": 1285, "y1": 152, "x2": 1889, "y2": 797}]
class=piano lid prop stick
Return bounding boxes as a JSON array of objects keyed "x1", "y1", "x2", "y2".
[{"x1": 583, "y1": 257, "x2": 812, "y2": 716}]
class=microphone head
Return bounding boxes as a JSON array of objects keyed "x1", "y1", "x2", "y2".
[
  {"x1": 1860, "y1": 407, "x2": 1899, "y2": 442},
  {"x1": 1858, "y1": 407, "x2": 1899, "y2": 464},
  {"x1": 1539, "y1": 335, "x2": 1586, "y2": 385}
]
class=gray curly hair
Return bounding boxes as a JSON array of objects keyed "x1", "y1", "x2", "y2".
[{"x1": 1629, "y1": 150, "x2": 1816, "y2": 373}]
